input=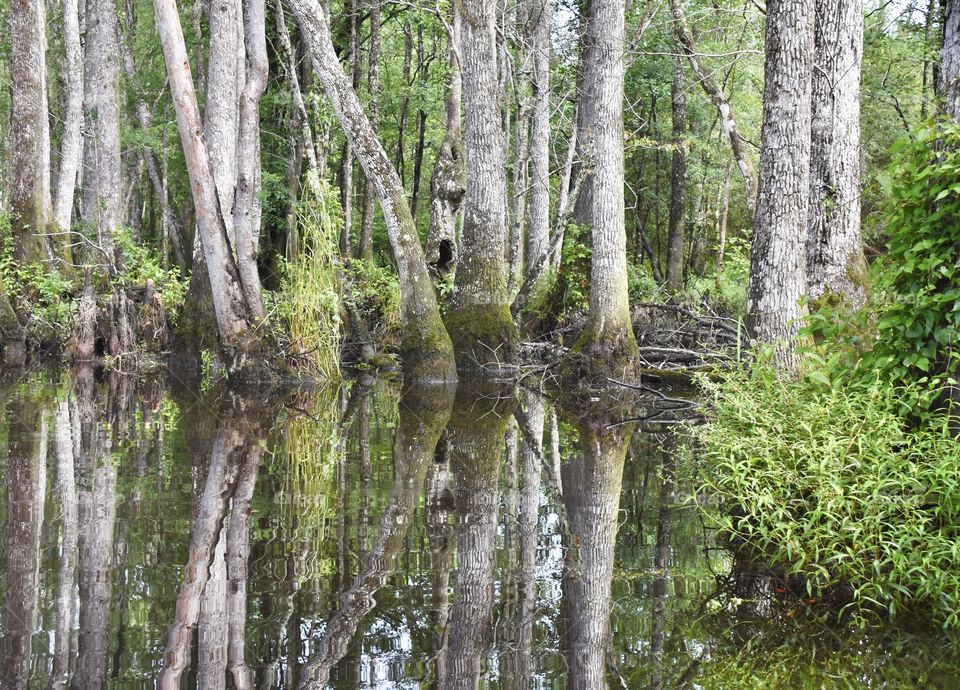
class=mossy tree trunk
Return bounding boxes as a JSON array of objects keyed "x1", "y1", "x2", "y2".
[
  {"x1": 447, "y1": 0, "x2": 519, "y2": 371},
  {"x1": 284, "y1": 0, "x2": 457, "y2": 383},
  {"x1": 747, "y1": 0, "x2": 815, "y2": 370},
  {"x1": 806, "y1": 0, "x2": 866, "y2": 309},
  {"x1": 564, "y1": 0, "x2": 639, "y2": 379},
  {"x1": 667, "y1": 53, "x2": 687, "y2": 293}
]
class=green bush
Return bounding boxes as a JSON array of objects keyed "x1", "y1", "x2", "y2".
[
  {"x1": 692, "y1": 362, "x2": 960, "y2": 628},
  {"x1": 114, "y1": 228, "x2": 189, "y2": 320}
]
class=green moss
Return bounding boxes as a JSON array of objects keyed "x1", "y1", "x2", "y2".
[
  {"x1": 400, "y1": 311, "x2": 457, "y2": 383},
  {"x1": 444, "y1": 302, "x2": 518, "y2": 371}
]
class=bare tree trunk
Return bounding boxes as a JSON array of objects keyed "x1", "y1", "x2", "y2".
[
  {"x1": 339, "y1": 0, "x2": 359, "y2": 255},
  {"x1": 448, "y1": 0, "x2": 519, "y2": 370},
  {"x1": 671, "y1": 0, "x2": 757, "y2": 213},
  {"x1": 923, "y1": 0, "x2": 937, "y2": 117},
  {"x1": 526, "y1": 0, "x2": 551, "y2": 273},
  {"x1": 410, "y1": 26, "x2": 429, "y2": 219},
  {"x1": 154, "y1": 0, "x2": 264, "y2": 375},
  {"x1": 806, "y1": 0, "x2": 866, "y2": 309},
  {"x1": 396, "y1": 21, "x2": 414, "y2": 178},
  {"x1": 747, "y1": 0, "x2": 815, "y2": 368},
  {"x1": 509, "y1": 3, "x2": 533, "y2": 296},
  {"x1": 233, "y1": 0, "x2": 269, "y2": 320},
  {"x1": 426, "y1": 4, "x2": 466, "y2": 277},
  {"x1": 942, "y1": 0, "x2": 960, "y2": 119},
  {"x1": 82, "y1": 0, "x2": 123, "y2": 271},
  {"x1": 565, "y1": 0, "x2": 638, "y2": 377},
  {"x1": 667, "y1": 54, "x2": 687, "y2": 292},
  {"x1": 359, "y1": 0, "x2": 382, "y2": 261},
  {"x1": 284, "y1": 0, "x2": 457, "y2": 382},
  {"x1": 9, "y1": 0, "x2": 52, "y2": 266},
  {"x1": 54, "y1": 0, "x2": 83, "y2": 234}
]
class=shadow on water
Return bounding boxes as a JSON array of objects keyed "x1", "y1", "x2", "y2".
[{"x1": 0, "y1": 371, "x2": 958, "y2": 688}]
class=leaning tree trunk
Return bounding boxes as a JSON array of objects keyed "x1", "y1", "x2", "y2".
[
  {"x1": 671, "y1": 0, "x2": 757, "y2": 213},
  {"x1": 747, "y1": 0, "x2": 815, "y2": 369},
  {"x1": 666, "y1": 53, "x2": 687, "y2": 293},
  {"x1": 358, "y1": 0, "x2": 382, "y2": 261},
  {"x1": 447, "y1": 0, "x2": 519, "y2": 371},
  {"x1": 806, "y1": 0, "x2": 866, "y2": 309},
  {"x1": 153, "y1": 0, "x2": 264, "y2": 376},
  {"x1": 283, "y1": 0, "x2": 457, "y2": 383},
  {"x1": 564, "y1": 0, "x2": 638, "y2": 378},
  {"x1": 426, "y1": 3, "x2": 466, "y2": 278},
  {"x1": 53, "y1": 0, "x2": 84, "y2": 236},
  {"x1": 82, "y1": 0, "x2": 123, "y2": 272}
]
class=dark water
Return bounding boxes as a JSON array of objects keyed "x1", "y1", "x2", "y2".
[{"x1": 0, "y1": 371, "x2": 958, "y2": 689}]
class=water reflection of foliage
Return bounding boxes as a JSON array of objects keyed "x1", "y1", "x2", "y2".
[{"x1": 275, "y1": 384, "x2": 344, "y2": 582}]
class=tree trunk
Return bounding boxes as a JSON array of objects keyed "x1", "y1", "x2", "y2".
[
  {"x1": 426, "y1": 4, "x2": 466, "y2": 278},
  {"x1": 564, "y1": 0, "x2": 638, "y2": 377},
  {"x1": 448, "y1": 0, "x2": 519, "y2": 370},
  {"x1": 747, "y1": 0, "x2": 815, "y2": 369},
  {"x1": 338, "y1": 0, "x2": 359, "y2": 256},
  {"x1": 233, "y1": 0, "x2": 269, "y2": 321},
  {"x1": 284, "y1": 0, "x2": 457, "y2": 382},
  {"x1": 942, "y1": 0, "x2": 960, "y2": 119},
  {"x1": 667, "y1": 54, "x2": 687, "y2": 292},
  {"x1": 562, "y1": 416, "x2": 632, "y2": 690},
  {"x1": 672, "y1": 0, "x2": 757, "y2": 214},
  {"x1": 154, "y1": 0, "x2": 264, "y2": 376},
  {"x1": 358, "y1": 0, "x2": 381, "y2": 261},
  {"x1": 54, "y1": 0, "x2": 84, "y2": 235},
  {"x1": 527, "y1": 0, "x2": 551, "y2": 274},
  {"x1": 82, "y1": 0, "x2": 123, "y2": 271},
  {"x1": 9, "y1": 0, "x2": 52, "y2": 266},
  {"x1": 716, "y1": 161, "x2": 732, "y2": 291},
  {"x1": 806, "y1": 0, "x2": 866, "y2": 309}
]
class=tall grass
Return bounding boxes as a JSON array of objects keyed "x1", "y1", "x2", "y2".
[{"x1": 282, "y1": 176, "x2": 343, "y2": 379}]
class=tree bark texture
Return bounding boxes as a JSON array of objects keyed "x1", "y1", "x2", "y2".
[
  {"x1": 448, "y1": 0, "x2": 519, "y2": 370},
  {"x1": 806, "y1": 0, "x2": 866, "y2": 309},
  {"x1": 54, "y1": 0, "x2": 84, "y2": 235},
  {"x1": 9, "y1": 0, "x2": 52, "y2": 266},
  {"x1": 359, "y1": 0, "x2": 382, "y2": 261},
  {"x1": 942, "y1": 0, "x2": 960, "y2": 119},
  {"x1": 568, "y1": 0, "x2": 638, "y2": 374},
  {"x1": 747, "y1": 0, "x2": 815, "y2": 368},
  {"x1": 527, "y1": 0, "x2": 552, "y2": 273},
  {"x1": 153, "y1": 0, "x2": 263, "y2": 374},
  {"x1": 284, "y1": 0, "x2": 458, "y2": 382},
  {"x1": 83, "y1": 0, "x2": 124, "y2": 270},
  {"x1": 427, "y1": 4, "x2": 466, "y2": 277}
]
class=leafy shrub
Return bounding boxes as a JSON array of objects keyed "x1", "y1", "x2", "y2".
[
  {"x1": 343, "y1": 257, "x2": 401, "y2": 337},
  {"x1": 858, "y1": 120, "x2": 960, "y2": 413},
  {"x1": 687, "y1": 235, "x2": 751, "y2": 317},
  {"x1": 114, "y1": 228, "x2": 189, "y2": 319},
  {"x1": 693, "y1": 362, "x2": 960, "y2": 628}
]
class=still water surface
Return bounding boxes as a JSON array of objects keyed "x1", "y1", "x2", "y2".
[{"x1": 0, "y1": 371, "x2": 958, "y2": 688}]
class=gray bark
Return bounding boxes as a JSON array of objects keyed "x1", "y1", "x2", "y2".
[
  {"x1": 747, "y1": 0, "x2": 815, "y2": 368},
  {"x1": 233, "y1": 0, "x2": 269, "y2": 320},
  {"x1": 569, "y1": 0, "x2": 638, "y2": 370},
  {"x1": 9, "y1": 0, "x2": 51, "y2": 266},
  {"x1": 154, "y1": 0, "x2": 263, "y2": 373},
  {"x1": 52, "y1": 400, "x2": 79, "y2": 688},
  {"x1": 82, "y1": 0, "x2": 123, "y2": 270},
  {"x1": 672, "y1": 0, "x2": 757, "y2": 213},
  {"x1": 942, "y1": 0, "x2": 960, "y2": 119},
  {"x1": 527, "y1": 0, "x2": 551, "y2": 273},
  {"x1": 283, "y1": 0, "x2": 457, "y2": 381},
  {"x1": 449, "y1": 0, "x2": 519, "y2": 368},
  {"x1": 426, "y1": 5, "x2": 466, "y2": 278},
  {"x1": 667, "y1": 54, "x2": 687, "y2": 292},
  {"x1": 806, "y1": 0, "x2": 866, "y2": 308},
  {"x1": 54, "y1": 0, "x2": 84, "y2": 233}
]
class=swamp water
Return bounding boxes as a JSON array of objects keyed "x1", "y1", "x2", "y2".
[{"x1": 0, "y1": 371, "x2": 958, "y2": 688}]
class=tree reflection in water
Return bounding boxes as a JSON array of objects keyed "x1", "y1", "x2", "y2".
[{"x1": 0, "y1": 373, "x2": 958, "y2": 688}]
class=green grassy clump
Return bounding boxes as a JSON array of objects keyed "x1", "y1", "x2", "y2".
[{"x1": 693, "y1": 362, "x2": 960, "y2": 628}]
